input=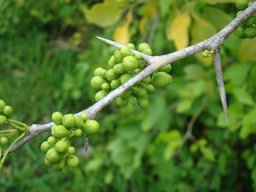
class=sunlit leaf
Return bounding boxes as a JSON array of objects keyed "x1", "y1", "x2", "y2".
[
  {"x1": 204, "y1": 0, "x2": 236, "y2": 4},
  {"x1": 113, "y1": 12, "x2": 132, "y2": 44},
  {"x1": 233, "y1": 88, "x2": 255, "y2": 106},
  {"x1": 239, "y1": 39, "x2": 256, "y2": 61},
  {"x1": 83, "y1": 0, "x2": 125, "y2": 28},
  {"x1": 166, "y1": 11, "x2": 191, "y2": 50}
]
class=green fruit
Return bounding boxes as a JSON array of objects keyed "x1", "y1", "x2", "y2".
[
  {"x1": 138, "y1": 60, "x2": 146, "y2": 68},
  {"x1": 122, "y1": 56, "x2": 138, "y2": 71},
  {"x1": 85, "y1": 120, "x2": 100, "y2": 135},
  {"x1": 114, "y1": 50, "x2": 123, "y2": 63},
  {"x1": 0, "y1": 115, "x2": 7, "y2": 125},
  {"x1": 110, "y1": 79, "x2": 120, "y2": 89},
  {"x1": 80, "y1": 114, "x2": 88, "y2": 122},
  {"x1": 101, "y1": 83, "x2": 110, "y2": 91},
  {"x1": 245, "y1": 16, "x2": 256, "y2": 27},
  {"x1": 201, "y1": 50, "x2": 209, "y2": 58},
  {"x1": 120, "y1": 47, "x2": 133, "y2": 57},
  {"x1": 67, "y1": 155, "x2": 79, "y2": 168},
  {"x1": 106, "y1": 69, "x2": 117, "y2": 81},
  {"x1": 68, "y1": 146, "x2": 76, "y2": 154},
  {"x1": 52, "y1": 112, "x2": 63, "y2": 125},
  {"x1": 138, "y1": 43, "x2": 150, "y2": 52},
  {"x1": 133, "y1": 87, "x2": 147, "y2": 98},
  {"x1": 121, "y1": 89, "x2": 132, "y2": 99},
  {"x1": 46, "y1": 148, "x2": 60, "y2": 163},
  {"x1": 3, "y1": 105, "x2": 12, "y2": 117},
  {"x1": 236, "y1": 27, "x2": 245, "y2": 38},
  {"x1": 244, "y1": 27, "x2": 256, "y2": 38},
  {"x1": 120, "y1": 74, "x2": 133, "y2": 84},
  {"x1": 160, "y1": 64, "x2": 172, "y2": 73},
  {"x1": 146, "y1": 84, "x2": 155, "y2": 94},
  {"x1": 94, "y1": 67, "x2": 106, "y2": 77},
  {"x1": 116, "y1": 97, "x2": 128, "y2": 106},
  {"x1": 0, "y1": 99, "x2": 6, "y2": 111},
  {"x1": 58, "y1": 159, "x2": 66, "y2": 169},
  {"x1": 152, "y1": 72, "x2": 172, "y2": 87},
  {"x1": 47, "y1": 136, "x2": 57, "y2": 145},
  {"x1": 138, "y1": 98, "x2": 149, "y2": 108},
  {"x1": 113, "y1": 63, "x2": 124, "y2": 74},
  {"x1": 40, "y1": 141, "x2": 51, "y2": 152},
  {"x1": 95, "y1": 90, "x2": 108, "y2": 101},
  {"x1": 126, "y1": 43, "x2": 135, "y2": 49},
  {"x1": 121, "y1": 103, "x2": 134, "y2": 115},
  {"x1": 44, "y1": 158, "x2": 52, "y2": 166},
  {"x1": 135, "y1": 53, "x2": 142, "y2": 60},
  {"x1": 75, "y1": 116, "x2": 83, "y2": 128},
  {"x1": 74, "y1": 129, "x2": 83, "y2": 137},
  {"x1": 143, "y1": 48, "x2": 153, "y2": 55},
  {"x1": 62, "y1": 114, "x2": 76, "y2": 129},
  {"x1": 236, "y1": 0, "x2": 249, "y2": 10},
  {"x1": 142, "y1": 76, "x2": 151, "y2": 84},
  {"x1": 51, "y1": 163, "x2": 62, "y2": 171},
  {"x1": 51, "y1": 125, "x2": 69, "y2": 139},
  {"x1": 91, "y1": 76, "x2": 106, "y2": 89},
  {"x1": 108, "y1": 56, "x2": 116, "y2": 67},
  {"x1": 0, "y1": 137, "x2": 8, "y2": 145},
  {"x1": 55, "y1": 140, "x2": 69, "y2": 153}
]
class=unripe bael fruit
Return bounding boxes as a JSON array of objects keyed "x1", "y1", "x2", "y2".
[
  {"x1": 95, "y1": 90, "x2": 108, "y2": 101},
  {"x1": 138, "y1": 43, "x2": 150, "y2": 52},
  {"x1": 3, "y1": 106, "x2": 12, "y2": 117},
  {"x1": 91, "y1": 76, "x2": 106, "y2": 89},
  {"x1": 122, "y1": 56, "x2": 138, "y2": 71},
  {"x1": 67, "y1": 155, "x2": 79, "y2": 168},
  {"x1": 80, "y1": 113, "x2": 88, "y2": 123},
  {"x1": 120, "y1": 47, "x2": 133, "y2": 57},
  {"x1": 40, "y1": 141, "x2": 51, "y2": 152},
  {"x1": 108, "y1": 56, "x2": 116, "y2": 67},
  {"x1": 236, "y1": 0, "x2": 249, "y2": 10},
  {"x1": 135, "y1": 53, "x2": 142, "y2": 60},
  {"x1": 138, "y1": 98, "x2": 149, "y2": 108},
  {"x1": 68, "y1": 146, "x2": 76, "y2": 154},
  {"x1": 94, "y1": 67, "x2": 106, "y2": 77},
  {"x1": 62, "y1": 114, "x2": 76, "y2": 129},
  {"x1": 113, "y1": 63, "x2": 124, "y2": 74},
  {"x1": 0, "y1": 115, "x2": 7, "y2": 125},
  {"x1": 75, "y1": 116, "x2": 83, "y2": 129},
  {"x1": 47, "y1": 136, "x2": 57, "y2": 145},
  {"x1": 74, "y1": 129, "x2": 83, "y2": 137},
  {"x1": 85, "y1": 120, "x2": 100, "y2": 135},
  {"x1": 110, "y1": 79, "x2": 120, "y2": 89},
  {"x1": 55, "y1": 140, "x2": 69, "y2": 153},
  {"x1": 160, "y1": 64, "x2": 172, "y2": 73},
  {"x1": 106, "y1": 69, "x2": 117, "y2": 81},
  {"x1": 51, "y1": 125, "x2": 69, "y2": 139},
  {"x1": 126, "y1": 43, "x2": 135, "y2": 49},
  {"x1": 152, "y1": 72, "x2": 172, "y2": 88},
  {"x1": 0, "y1": 99, "x2": 6, "y2": 111},
  {"x1": 114, "y1": 50, "x2": 123, "y2": 63},
  {"x1": 146, "y1": 84, "x2": 155, "y2": 94},
  {"x1": 244, "y1": 27, "x2": 256, "y2": 38},
  {"x1": 52, "y1": 112, "x2": 63, "y2": 125},
  {"x1": 0, "y1": 137, "x2": 8, "y2": 145},
  {"x1": 46, "y1": 148, "x2": 61, "y2": 163},
  {"x1": 120, "y1": 73, "x2": 133, "y2": 84},
  {"x1": 133, "y1": 87, "x2": 148, "y2": 98},
  {"x1": 101, "y1": 83, "x2": 110, "y2": 91}
]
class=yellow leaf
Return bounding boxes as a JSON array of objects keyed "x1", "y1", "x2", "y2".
[
  {"x1": 114, "y1": 12, "x2": 132, "y2": 44},
  {"x1": 239, "y1": 38, "x2": 256, "y2": 61},
  {"x1": 83, "y1": 0, "x2": 125, "y2": 28},
  {"x1": 166, "y1": 12, "x2": 191, "y2": 50},
  {"x1": 191, "y1": 16, "x2": 217, "y2": 65}
]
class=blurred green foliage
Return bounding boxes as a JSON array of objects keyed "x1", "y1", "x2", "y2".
[{"x1": 0, "y1": 0, "x2": 256, "y2": 191}]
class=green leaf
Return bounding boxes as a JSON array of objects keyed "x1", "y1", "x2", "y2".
[
  {"x1": 176, "y1": 99, "x2": 192, "y2": 113},
  {"x1": 184, "y1": 65, "x2": 205, "y2": 80},
  {"x1": 239, "y1": 39, "x2": 256, "y2": 62},
  {"x1": 83, "y1": 0, "x2": 124, "y2": 28},
  {"x1": 202, "y1": 6, "x2": 232, "y2": 31},
  {"x1": 200, "y1": 146, "x2": 215, "y2": 162},
  {"x1": 240, "y1": 109, "x2": 256, "y2": 139},
  {"x1": 233, "y1": 88, "x2": 255, "y2": 106},
  {"x1": 204, "y1": 0, "x2": 236, "y2": 4}
]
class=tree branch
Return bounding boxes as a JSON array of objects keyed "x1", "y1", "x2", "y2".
[{"x1": 6, "y1": 2, "x2": 256, "y2": 154}]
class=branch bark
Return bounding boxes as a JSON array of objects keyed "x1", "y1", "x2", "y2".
[{"x1": 6, "y1": 2, "x2": 256, "y2": 154}]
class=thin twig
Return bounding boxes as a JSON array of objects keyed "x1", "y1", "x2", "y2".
[{"x1": 5, "y1": 2, "x2": 256, "y2": 155}]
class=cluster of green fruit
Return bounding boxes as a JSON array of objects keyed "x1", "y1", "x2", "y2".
[
  {"x1": 236, "y1": 0, "x2": 256, "y2": 39},
  {"x1": 40, "y1": 112, "x2": 100, "y2": 171},
  {"x1": 90, "y1": 43, "x2": 172, "y2": 114},
  {"x1": 0, "y1": 99, "x2": 13, "y2": 146},
  {"x1": 201, "y1": 50, "x2": 214, "y2": 58}
]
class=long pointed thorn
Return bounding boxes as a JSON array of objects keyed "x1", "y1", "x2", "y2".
[
  {"x1": 96, "y1": 36, "x2": 152, "y2": 62},
  {"x1": 213, "y1": 48, "x2": 229, "y2": 124}
]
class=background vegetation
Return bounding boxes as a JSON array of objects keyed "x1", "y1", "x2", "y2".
[{"x1": 0, "y1": 0, "x2": 256, "y2": 191}]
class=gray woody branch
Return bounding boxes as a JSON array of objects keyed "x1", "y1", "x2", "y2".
[{"x1": 8, "y1": 2, "x2": 256, "y2": 153}]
